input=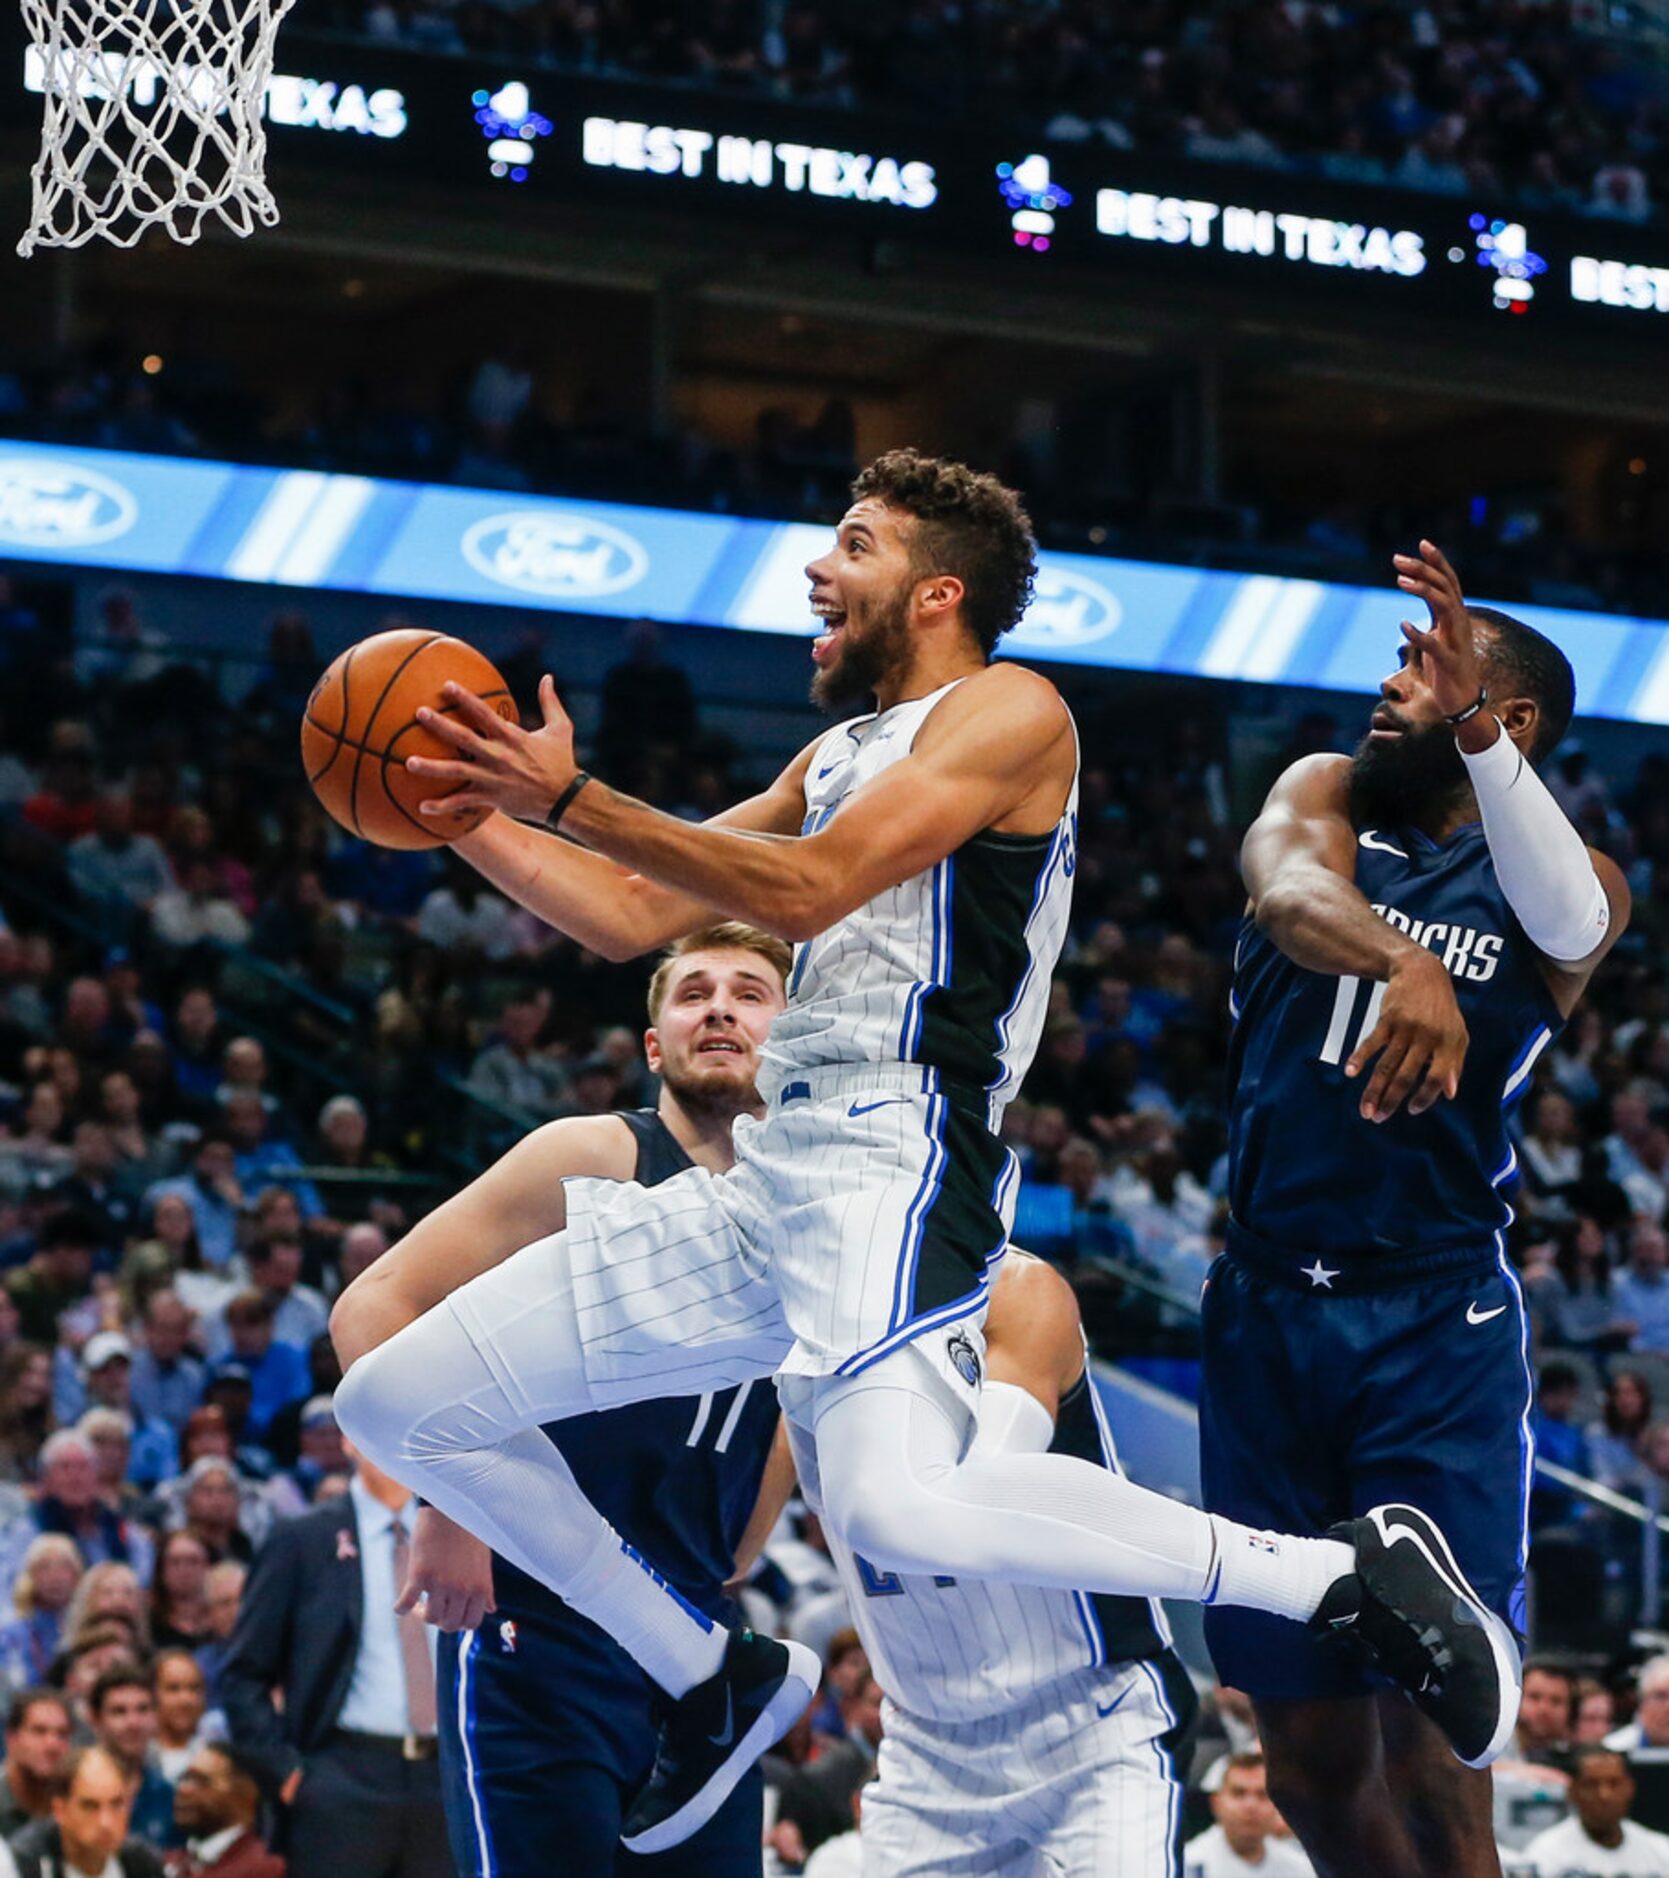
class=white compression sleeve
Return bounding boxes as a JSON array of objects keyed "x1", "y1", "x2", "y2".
[
  {"x1": 1460, "y1": 724, "x2": 1610, "y2": 963},
  {"x1": 968, "y1": 1380, "x2": 1057, "y2": 1458}
]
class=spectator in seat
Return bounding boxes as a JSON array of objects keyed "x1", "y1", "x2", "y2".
[
  {"x1": 67, "y1": 795, "x2": 173, "y2": 915},
  {"x1": 86, "y1": 1665, "x2": 173, "y2": 1850},
  {"x1": 1510, "y1": 1658, "x2": 1576, "y2": 1766},
  {"x1": 465, "y1": 991, "x2": 569, "y2": 1119},
  {"x1": 1520, "y1": 1090, "x2": 1586, "y2": 1222},
  {"x1": 1607, "y1": 1655, "x2": 1669, "y2": 1750},
  {"x1": 63, "y1": 1566, "x2": 151, "y2": 1668},
  {"x1": 129, "y1": 1297, "x2": 204, "y2": 1439},
  {"x1": 196, "y1": 1567, "x2": 244, "y2": 1710},
  {"x1": 1616, "y1": 1220, "x2": 1669, "y2": 1351},
  {"x1": 172, "y1": 1461, "x2": 252, "y2": 1568},
  {"x1": 150, "y1": 1535, "x2": 214, "y2": 1654},
  {"x1": 11, "y1": 1743, "x2": 164, "y2": 1878},
  {"x1": 1531, "y1": 1364, "x2": 1596, "y2": 1532},
  {"x1": 1575, "y1": 1677, "x2": 1617, "y2": 1745},
  {"x1": 167, "y1": 994, "x2": 224, "y2": 1112},
  {"x1": 0, "y1": 1690, "x2": 73, "y2": 1838},
  {"x1": 336, "y1": 1224, "x2": 388, "y2": 1296},
  {"x1": 0, "y1": 1344, "x2": 55, "y2": 1485},
  {"x1": 50, "y1": 1124, "x2": 135, "y2": 1251},
  {"x1": 223, "y1": 1108, "x2": 320, "y2": 1226},
  {"x1": 0, "y1": 1540, "x2": 82, "y2": 1691},
  {"x1": 1587, "y1": 1369, "x2": 1653, "y2": 1493},
  {"x1": 1184, "y1": 1750, "x2": 1313, "y2": 1877},
  {"x1": 33, "y1": 1436, "x2": 147, "y2": 1579},
  {"x1": 208, "y1": 1299, "x2": 306, "y2": 1437},
  {"x1": 22, "y1": 725, "x2": 99, "y2": 846},
  {"x1": 77, "y1": 1338, "x2": 177, "y2": 1488},
  {"x1": 1538, "y1": 1218, "x2": 1634, "y2": 1356},
  {"x1": 143, "y1": 1133, "x2": 243, "y2": 1274},
  {"x1": 1523, "y1": 1748, "x2": 1669, "y2": 1876},
  {"x1": 7, "y1": 1212, "x2": 99, "y2": 1346},
  {"x1": 151, "y1": 1654, "x2": 219, "y2": 1789},
  {"x1": 164, "y1": 1743, "x2": 282, "y2": 1878},
  {"x1": 775, "y1": 1672, "x2": 884, "y2": 1858}
]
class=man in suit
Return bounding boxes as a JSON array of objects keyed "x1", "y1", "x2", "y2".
[
  {"x1": 220, "y1": 1446, "x2": 446, "y2": 1877},
  {"x1": 164, "y1": 1744, "x2": 282, "y2": 1878},
  {"x1": 12, "y1": 1745, "x2": 164, "y2": 1878}
]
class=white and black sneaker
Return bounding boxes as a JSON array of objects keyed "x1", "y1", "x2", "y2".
[
  {"x1": 1312, "y1": 1502, "x2": 1521, "y2": 1770},
  {"x1": 621, "y1": 1628, "x2": 820, "y2": 1856}
]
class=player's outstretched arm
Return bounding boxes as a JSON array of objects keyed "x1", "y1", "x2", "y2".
[
  {"x1": 411, "y1": 664, "x2": 1072, "y2": 942},
  {"x1": 426, "y1": 677, "x2": 814, "y2": 960},
  {"x1": 1393, "y1": 539, "x2": 1632, "y2": 1012},
  {"x1": 1243, "y1": 755, "x2": 1469, "y2": 1121}
]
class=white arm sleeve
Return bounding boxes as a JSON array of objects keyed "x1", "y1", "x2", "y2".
[
  {"x1": 1460, "y1": 724, "x2": 1611, "y2": 964},
  {"x1": 968, "y1": 1380, "x2": 1057, "y2": 1458}
]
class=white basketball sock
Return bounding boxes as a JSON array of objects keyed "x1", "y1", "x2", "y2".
[
  {"x1": 334, "y1": 1259, "x2": 727, "y2": 1700},
  {"x1": 812, "y1": 1365, "x2": 1354, "y2": 1622}
]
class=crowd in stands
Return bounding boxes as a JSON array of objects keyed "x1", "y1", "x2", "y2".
[
  {"x1": 6, "y1": 340, "x2": 1666, "y2": 630},
  {"x1": 300, "y1": 0, "x2": 1669, "y2": 227},
  {"x1": 0, "y1": 574, "x2": 1667, "y2": 1865}
]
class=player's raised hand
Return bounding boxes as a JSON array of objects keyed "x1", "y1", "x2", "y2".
[
  {"x1": 1345, "y1": 948, "x2": 1470, "y2": 1122},
  {"x1": 407, "y1": 673, "x2": 578, "y2": 826},
  {"x1": 1393, "y1": 540, "x2": 1484, "y2": 723},
  {"x1": 396, "y1": 1506, "x2": 497, "y2": 1633}
]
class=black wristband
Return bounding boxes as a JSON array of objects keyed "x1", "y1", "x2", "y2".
[
  {"x1": 1445, "y1": 689, "x2": 1489, "y2": 726},
  {"x1": 545, "y1": 770, "x2": 592, "y2": 831}
]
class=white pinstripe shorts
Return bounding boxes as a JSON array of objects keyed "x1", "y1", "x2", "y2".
[
  {"x1": 562, "y1": 1064, "x2": 1016, "y2": 1414},
  {"x1": 860, "y1": 1658, "x2": 1189, "y2": 1878}
]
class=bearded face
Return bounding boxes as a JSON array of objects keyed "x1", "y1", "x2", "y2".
[{"x1": 1348, "y1": 700, "x2": 1469, "y2": 829}]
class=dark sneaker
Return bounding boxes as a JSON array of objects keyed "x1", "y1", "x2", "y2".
[
  {"x1": 1313, "y1": 1503, "x2": 1520, "y2": 1770},
  {"x1": 621, "y1": 1629, "x2": 820, "y2": 1856}
]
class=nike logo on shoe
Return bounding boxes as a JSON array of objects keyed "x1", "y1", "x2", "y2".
[
  {"x1": 848, "y1": 1099, "x2": 904, "y2": 1117},
  {"x1": 707, "y1": 1689, "x2": 735, "y2": 1749},
  {"x1": 1466, "y1": 1302, "x2": 1507, "y2": 1325}
]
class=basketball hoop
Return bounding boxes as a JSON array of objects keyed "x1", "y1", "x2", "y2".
[{"x1": 18, "y1": 0, "x2": 297, "y2": 257}]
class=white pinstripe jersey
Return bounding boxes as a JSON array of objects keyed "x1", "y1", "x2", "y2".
[
  {"x1": 791, "y1": 1365, "x2": 1172, "y2": 1725},
  {"x1": 762, "y1": 678, "x2": 1080, "y2": 1126}
]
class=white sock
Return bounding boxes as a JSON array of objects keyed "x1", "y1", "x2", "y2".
[
  {"x1": 564, "y1": 1522, "x2": 727, "y2": 1698},
  {"x1": 1207, "y1": 1518, "x2": 1356, "y2": 1622}
]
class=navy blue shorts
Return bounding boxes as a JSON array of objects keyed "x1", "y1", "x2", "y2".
[
  {"x1": 437, "y1": 1608, "x2": 762, "y2": 1877},
  {"x1": 1199, "y1": 1234, "x2": 1534, "y2": 1703}
]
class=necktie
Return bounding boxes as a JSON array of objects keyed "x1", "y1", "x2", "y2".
[{"x1": 389, "y1": 1515, "x2": 437, "y2": 1738}]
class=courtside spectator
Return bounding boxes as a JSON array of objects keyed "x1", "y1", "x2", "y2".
[
  {"x1": 0, "y1": 1541, "x2": 82, "y2": 1692},
  {"x1": 1185, "y1": 1751, "x2": 1314, "y2": 1876},
  {"x1": 1524, "y1": 1748, "x2": 1669, "y2": 1876},
  {"x1": 12, "y1": 1744, "x2": 163, "y2": 1878},
  {"x1": 151, "y1": 1654, "x2": 220, "y2": 1786},
  {"x1": 0, "y1": 1691, "x2": 73, "y2": 1837},
  {"x1": 87, "y1": 1665, "x2": 174, "y2": 1850},
  {"x1": 164, "y1": 1743, "x2": 282, "y2": 1878},
  {"x1": 1608, "y1": 1656, "x2": 1669, "y2": 1750}
]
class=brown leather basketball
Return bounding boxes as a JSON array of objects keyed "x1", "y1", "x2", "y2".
[{"x1": 301, "y1": 629, "x2": 516, "y2": 850}]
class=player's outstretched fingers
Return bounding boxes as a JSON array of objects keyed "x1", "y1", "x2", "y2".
[{"x1": 439, "y1": 680, "x2": 519, "y2": 738}]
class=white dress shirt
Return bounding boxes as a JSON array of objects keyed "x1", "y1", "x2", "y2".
[{"x1": 336, "y1": 1477, "x2": 435, "y2": 1738}]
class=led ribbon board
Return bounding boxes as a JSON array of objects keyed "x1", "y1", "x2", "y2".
[{"x1": 1, "y1": 439, "x2": 1666, "y2": 725}]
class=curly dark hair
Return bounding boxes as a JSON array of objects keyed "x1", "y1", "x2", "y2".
[{"x1": 850, "y1": 450, "x2": 1037, "y2": 658}]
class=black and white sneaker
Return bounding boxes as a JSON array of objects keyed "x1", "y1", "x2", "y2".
[
  {"x1": 621, "y1": 1629, "x2": 820, "y2": 1856},
  {"x1": 1313, "y1": 1502, "x2": 1520, "y2": 1770}
]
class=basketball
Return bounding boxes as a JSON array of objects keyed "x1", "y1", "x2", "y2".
[{"x1": 301, "y1": 629, "x2": 516, "y2": 850}]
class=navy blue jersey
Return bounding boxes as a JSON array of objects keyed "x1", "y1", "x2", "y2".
[
  {"x1": 492, "y1": 1110, "x2": 779, "y2": 1625},
  {"x1": 1228, "y1": 819, "x2": 1564, "y2": 1256}
]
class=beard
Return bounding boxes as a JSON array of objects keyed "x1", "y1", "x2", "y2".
[
  {"x1": 658, "y1": 1055, "x2": 761, "y2": 1125},
  {"x1": 810, "y1": 584, "x2": 914, "y2": 713},
  {"x1": 1348, "y1": 717, "x2": 1469, "y2": 829}
]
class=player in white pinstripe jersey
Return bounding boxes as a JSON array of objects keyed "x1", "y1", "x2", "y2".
[
  {"x1": 332, "y1": 451, "x2": 1522, "y2": 1858},
  {"x1": 786, "y1": 1250, "x2": 1197, "y2": 1878}
]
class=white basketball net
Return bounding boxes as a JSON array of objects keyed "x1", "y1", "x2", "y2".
[{"x1": 18, "y1": 0, "x2": 298, "y2": 256}]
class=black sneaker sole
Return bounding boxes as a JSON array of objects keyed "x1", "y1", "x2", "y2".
[
  {"x1": 621, "y1": 1638, "x2": 821, "y2": 1856},
  {"x1": 1365, "y1": 1503, "x2": 1521, "y2": 1770}
]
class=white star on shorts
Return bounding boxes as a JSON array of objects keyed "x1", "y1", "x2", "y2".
[{"x1": 1301, "y1": 1259, "x2": 1341, "y2": 1290}]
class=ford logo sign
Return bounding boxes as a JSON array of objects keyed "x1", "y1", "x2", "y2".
[
  {"x1": 0, "y1": 459, "x2": 139, "y2": 550},
  {"x1": 460, "y1": 511, "x2": 649, "y2": 599},
  {"x1": 1011, "y1": 565, "x2": 1122, "y2": 649}
]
